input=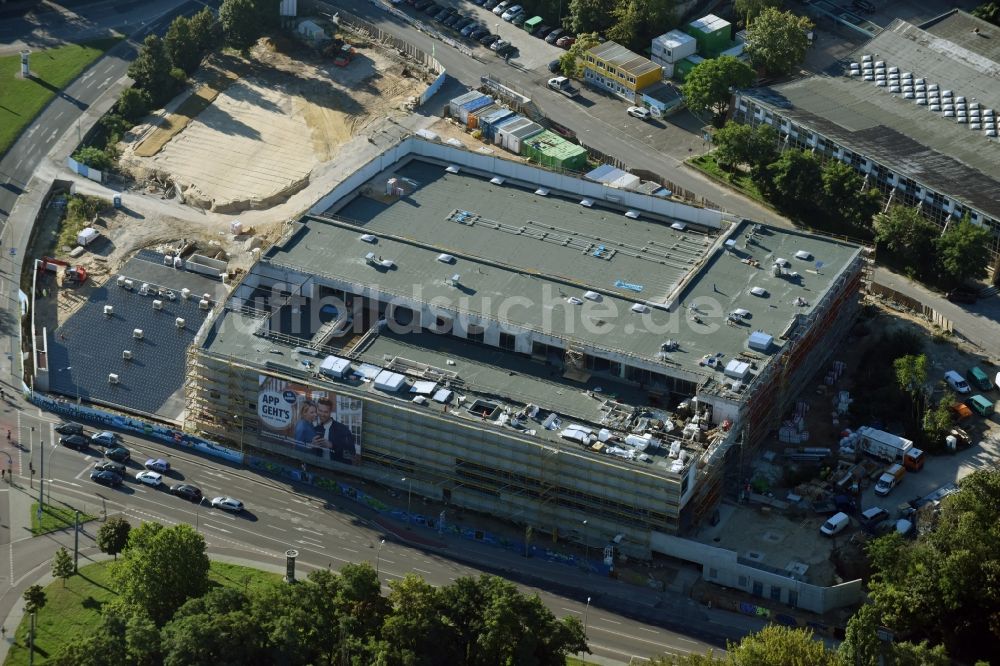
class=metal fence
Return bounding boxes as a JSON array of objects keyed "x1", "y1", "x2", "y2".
[{"x1": 868, "y1": 282, "x2": 954, "y2": 332}]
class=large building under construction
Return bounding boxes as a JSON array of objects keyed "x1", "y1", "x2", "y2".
[{"x1": 186, "y1": 140, "x2": 867, "y2": 560}]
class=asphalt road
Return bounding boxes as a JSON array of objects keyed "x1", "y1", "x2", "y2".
[
  {"x1": 0, "y1": 0, "x2": 218, "y2": 225},
  {"x1": 0, "y1": 407, "x2": 764, "y2": 663}
]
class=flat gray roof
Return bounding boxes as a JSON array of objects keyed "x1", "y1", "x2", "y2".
[
  {"x1": 742, "y1": 17, "x2": 1000, "y2": 220},
  {"x1": 251, "y1": 160, "x2": 861, "y2": 381}
]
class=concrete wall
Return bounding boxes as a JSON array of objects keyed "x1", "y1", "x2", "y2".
[{"x1": 649, "y1": 532, "x2": 863, "y2": 614}]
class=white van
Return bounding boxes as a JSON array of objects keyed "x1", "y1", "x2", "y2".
[
  {"x1": 820, "y1": 512, "x2": 850, "y2": 536},
  {"x1": 944, "y1": 370, "x2": 971, "y2": 394}
]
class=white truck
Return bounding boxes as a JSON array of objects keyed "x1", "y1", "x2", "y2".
[
  {"x1": 856, "y1": 426, "x2": 925, "y2": 472},
  {"x1": 547, "y1": 76, "x2": 579, "y2": 98},
  {"x1": 874, "y1": 463, "x2": 906, "y2": 496}
]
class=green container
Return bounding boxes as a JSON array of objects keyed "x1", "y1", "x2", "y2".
[
  {"x1": 524, "y1": 16, "x2": 542, "y2": 32},
  {"x1": 521, "y1": 130, "x2": 588, "y2": 172},
  {"x1": 967, "y1": 366, "x2": 991, "y2": 391},
  {"x1": 686, "y1": 15, "x2": 732, "y2": 57}
]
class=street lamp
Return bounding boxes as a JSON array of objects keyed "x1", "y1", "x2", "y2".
[
  {"x1": 376, "y1": 538, "x2": 386, "y2": 578},
  {"x1": 401, "y1": 476, "x2": 412, "y2": 526},
  {"x1": 579, "y1": 596, "x2": 592, "y2": 662}
]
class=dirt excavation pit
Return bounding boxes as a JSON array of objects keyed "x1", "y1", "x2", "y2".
[{"x1": 121, "y1": 39, "x2": 427, "y2": 214}]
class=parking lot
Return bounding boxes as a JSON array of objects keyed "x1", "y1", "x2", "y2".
[{"x1": 399, "y1": 0, "x2": 567, "y2": 70}]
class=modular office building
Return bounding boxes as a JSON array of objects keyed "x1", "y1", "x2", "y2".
[{"x1": 186, "y1": 139, "x2": 866, "y2": 560}]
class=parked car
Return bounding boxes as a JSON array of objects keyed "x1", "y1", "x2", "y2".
[
  {"x1": 545, "y1": 28, "x2": 565, "y2": 44},
  {"x1": 535, "y1": 25, "x2": 554, "y2": 38},
  {"x1": 483, "y1": 0, "x2": 500, "y2": 8},
  {"x1": 135, "y1": 470, "x2": 164, "y2": 487},
  {"x1": 491, "y1": 38, "x2": 509, "y2": 51},
  {"x1": 946, "y1": 286, "x2": 979, "y2": 304},
  {"x1": 492, "y1": 0, "x2": 512, "y2": 15},
  {"x1": 55, "y1": 421, "x2": 84, "y2": 436},
  {"x1": 60, "y1": 434, "x2": 89, "y2": 451},
  {"x1": 455, "y1": 17, "x2": 475, "y2": 31},
  {"x1": 511, "y1": 13, "x2": 528, "y2": 26},
  {"x1": 497, "y1": 43, "x2": 517, "y2": 58},
  {"x1": 444, "y1": 13, "x2": 464, "y2": 27},
  {"x1": 627, "y1": 105, "x2": 651, "y2": 120},
  {"x1": 461, "y1": 22, "x2": 481, "y2": 36},
  {"x1": 556, "y1": 35, "x2": 576, "y2": 48},
  {"x1": 94, "y1": 460, "x2": 127, "y2": 476},
  {"x1": 105, "y1": 446, "x2": 131, "y2": 463},
  {"x1": 859, "y1": 506, "x2": 890, "y2": 528},
  {"x1": 422, "y1": 2, "x2": 441, "y2": 13},
  {"x1": 479, "y1": 33, "x2": 500, "y2": 46},
  {"x1": 144, "y1": 458, "x2": 170, "y2": 473},
  {"x1": 501, "y1": 6, "x2": 524, "y2": 21},
  {"x1": 211, "y1": 496, "x2": 245, "y2": 513},
  {"x1": 820, "y1": 511, "x2": 850, "y2": 536},
  {"x1": 944, "y1": 369, "x2": 972, "y2": 394},
  {"x1": 434, "y1": 8, "x2": 454, "y2": 22},
  {"x1": 171, "y1": 484, "x2": 203, "y2": 502},
  {"x1": 90, "y1": 470, "x2": 122, "y2": 488},
  {"x1": 412, "y1": 0, "x2": 433, "y2": 9},
  {"x1": 90, "y1": 431, "x2": 116, "y2": 446},
  {"x1": 469, "y1": 27, "x2": 490, "y2": 40},
  {"x1": 548, "y1": 58, "x2": 561, "y2": 73}
]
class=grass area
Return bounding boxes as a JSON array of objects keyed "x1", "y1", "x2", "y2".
[
  {"x1": 5, "y1": 560, "x2": 282, "y2": 665},
  {"x1": 0, "y1": 37, "x2": 122, "y2": 157},
  {"x1": 134, "y1": 66, "x2": 240, "y2": 157},
  {"x1": 688, "y1": 153, "x2": 767, "y2": 205},
  {"x1": 30, "y1": 502, "x2": 97, "y2": 536}
]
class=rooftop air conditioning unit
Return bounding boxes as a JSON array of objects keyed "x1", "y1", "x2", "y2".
[
  {"x1": 163, "y1": 254, "x2": 173, "y2": 265},
  {"x1": 181, "y1": 288, "x2": 191, "y2": 300},
  {"x1": 199, "y1": 299, "x2": 210, "y2": 310},
  {"x1": 103, "y1": 305, "x2": 113, "y2": 317},
  {"x1": 133, "y1": 328, "x2": 144, "y2": 339},
  {"x1": 152, "y1": 299, "x2": 163, "y2": 310},
  {"x1": 449, "y1": 274, "x2": 461, "y2": 286},
  {"x1": 202, "y1": 293, "x2": 211, "y2": 302},
  {"x1": 109, "y1": 373, "x2": 120, "y2": 384},
  {"x1": 116, "y1": 276, "x2": 126, "y2": 288},
  {"x1": 139, "y1": 283, "x2": 150, "y2": 296},
  {"x1": 122, "y1": 350, "x2": 133, "y2": 360},
  {"x1": 176, "y1": 318, "x2": 186, "y2": 328},
  {"x1": 123, "y1": 279, "x2": 134, "y2": 290}
]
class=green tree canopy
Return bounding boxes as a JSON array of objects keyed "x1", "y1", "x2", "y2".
[
  {"x1": 820, "y1": 159, "x2": 881, "y2": 234},
  {"x1": 220, "y1": 0, "x2": 275, "y2": 50},
  {"x1": 763, "y1": 148, "x2": 822, "y2": 218},
  {"x1": 607, "y1": 0, "x2": 676, "y2": 53},
  {"x1": 117, "y1": 87, "x2": 151, "y2": 124},
  {"x1": 873, "y1": 206, "x2": 940, "y2": 280},
  {"x1": 165, "y1": 16, "x2": 200, "y2": 74},
  {"x1": 935, "y1": 218, "x2": 992, "y2": 287},
  {"x1": 52, "y1": 547, "x2": 74, "y2": 587},
  {"x1": 97, "y1": 516, "x2": 131, "y2": 560},
  {"x1": 683, "y1": 56, "x2": 755, "y2": 126},
  {"x1": 23, "y1": 583, "x2": 46, "y2": 614},
  {"x1": 566, "y1": 0, "x2": 616, "y2": 35},
  {"x1": 161, "y1": 588, "x2": 263, "y2": 666},
  {"x1": 560, "y1": 31, "x2": 601, "y2": 77},
  {"x1": 712, "y1": 121, "x2": 777, "y2": 172},
  {"x1": 112, "y1": 522, "x2": 210, "y2": 625},
  {"x1": 127, "y1": 34, "x2": 173, "y2": 106},
  {"x1": 862, "y1": 469, "x2": 1000, "y2": 661},
  {"x1": 745, "y1": 8, "x2": 813, "y2": 76},
  {"x1": 972, "y1": 2, "x2": 1000, "y2": 26},
  {"x1": 189, "y1": 7, "x2": 223, "y2": 53},
  {"x1": 734, "y1": 0, "x2": 783, "y2": 25}
]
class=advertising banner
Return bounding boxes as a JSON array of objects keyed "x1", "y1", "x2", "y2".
[{"x1": 258, "y1": 375, "x2": 363, "y2": 465}]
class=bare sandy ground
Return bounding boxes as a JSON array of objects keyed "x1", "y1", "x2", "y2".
[{"x1": 121, "y1": 38, "x2": 427, "y2": 214}]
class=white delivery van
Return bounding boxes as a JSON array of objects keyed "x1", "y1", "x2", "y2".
[
  {"x1": 820, "y1": 512, "x2": 850, "y2": 536},
  {"x1": 944, "y1": 370, "x2": 971, "y2": 394}
]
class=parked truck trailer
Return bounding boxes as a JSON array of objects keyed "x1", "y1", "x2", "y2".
[{"x1": 857, "y1": 426, "x2": 925, "y2": 471}]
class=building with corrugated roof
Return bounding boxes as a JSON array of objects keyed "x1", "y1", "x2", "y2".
[
  {"x1": 734, "y1": 10, "x2": 1000, "y2": 260},
  {"x1": 582, "y1": 41, "x2": 662, "y2": 102}
]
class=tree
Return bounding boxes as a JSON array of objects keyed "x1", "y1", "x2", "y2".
[
  {"x1": 745, "y1": 8, "x2": 813, "y2": 76},
  {"x1": 117, "y1": 87, "x2": 151, "y2": 123},
  {"x1": 125, "y1": 610, "x2": 161, "y2": 666},
  {"x1": 52, "y1": 547, "x2": 74, "y2": 586},
  {"x1": 112, "y1": 522, "x2": 210, "y2": 625},
  {"x1": 566, "y1": 0, "x2": 616, "y2": 34},
  {"x1": 935, "y1": 218, "x2": 991, "y2": 288},
  {"x1": 72, "y1": 145, "x2": 114, "y2": 171},
  {"x1": 893, "y1": 353, "x2": 927, "y2": 424},
  {"x1": 607, "y1": 0, "x2": 676, "y2": 53},
  {"x1": 842, "y1": 604, "x2": 952, "y2": 666},
  {"x1": 873, "y1": 206, "x2": 939, "y2": 278},
  {"x1": 683, "y1": 56, "x2": 755, "y2": 126},
  {"x1": 863, "y1": 469, "x2": 1000, "y2": 661},
  {"x1": 921, "y1": 395, "x2": 954, "y2": 452},
  {"x1": 127, "y1": 34, "x2": 173, "y2": 106},
  {"x1": 161, "y1": 588, "x2": 264, "y2": 666},
  {"x1": 734, "y1": 0, "x2": 783, "y2": 25},
  {"x1": 165, "y1": 16, "x2": 200, "y2": 74},
  {"x1": 189, "y1": 7, "x2": 223, "y2": 52},
  {"x1": 379, "y1": 574, "x2": 455, "y2": 664},
  {"x1": 972, "y1": 2, "x2": 1000, "y2": 26},
  {"x1": 98, "y1": 516, "x2": 131, "y2": 560},
  {"x1": 23, "y1": 584, "x2": 46, "y2": 614},
  {"x1": 560, "y1": 31, "x2": 601, "y2": 77},
  {"x1": 763, "y1": 149, "x2": 822, "y2": 217},
  {"x1": 820, "y1": 159, "x2": 881, "y2": 234},
  {"x1": 220, "y1": 0, "x2": 265, "y2": 50},
  {"x1": 712, "y1": 121, "x2": 776, "y2": 171},
  {"x1": 730, "y1": 626, "x2": 843, "y2": 665}
]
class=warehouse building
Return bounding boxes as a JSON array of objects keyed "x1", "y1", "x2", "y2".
[
  {"x1": 185, "y1": 139, "x2": 866, "y2": 568},
  {"x1": 734, "y1": 10, "x2": 1000, "y2": 260}
]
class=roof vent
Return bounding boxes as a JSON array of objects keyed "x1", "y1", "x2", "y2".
[
  {"x1": 122, "y1": 350, "x2": 133, "y2": 360},
  {"x1": 671, "y1": 222, "x2": 687, "y2": 231},
  {"x1": 437, "y1": 253, "x2": 456, "y2": 263},
  {"x1": 133, "y1": 328, "x2": 144, "y2": 339},
  {"x1": 535, "y1": 187, "x2": 549, "y2": 196},
  {"x1": 360, "y1": 234, "x2": 377, "y2": 243},
  {"x1": 584, "y1": 291, "x2": 601, "y2": 301},
  {"x1": 750, "y1": 287, "x2": 769, "y2": 297},
  {"x1": 109, "y1": 373, "x2": 120, "y2": 384},
  {"x1": 152, "y1": 299, "x2": 163, "y2": 311},
  {"x1": 631, "y1": 303, "x2": 650, "y2": 314},
  {"x1": 176, "y1": 317, "x2": 186, "y2": 328},
  {"x1": 624, "y1": 210, "x2": 640, "y2": 219},
  {"x1": 490, "y1": 176, "x2": 505, "y2": 185},
  {"x1": 445, "y1": 165, "x2": 460, "y2": 173},
  {"x1": 103, "y1": 305, "x2": 114, "y2": 317},
  {"x1": 794, "y1": 250, "x2": 813, "y2": 260},
  {"x1": 199, "y1": 299, "x2": 210, "y2": 310},
  {"x1": 579, "y1": 198, "x2": 594, "y2": 207},
  {"x1": 448, "y1": 274, "x2": 461, "y2": 286},
  {"x1": 567, "y1": 297, "x2": 584, "y2": 305}
]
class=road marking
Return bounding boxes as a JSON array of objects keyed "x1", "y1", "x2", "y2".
[
  {"x1": 269, "y1": 526, "x2": 288, "y2": 532},
  {"x1": 202, "y1": 523, "x2": 231, "y2": 533},
  {"x1": 598, "y1": 618, "x2": 622, "y2": 625},
  {"x1": 561, "y1": 607, "x2": 582, "y2": 614},
  {"x1": 413, "y1": 567, "x2": 432, "y2": 574},
  {"x1": 54, "y1": 110, "x2": 65, "y2": 122},
  {"x1": 639, "y1": 627, "x2": 659, "y2": 634},
  {"x1": 46, "y1": 130, "x2": 58, "y2": 143},
  {"x1": 14, "y1": 159, "x2": 23, "y2": 171},
  {"x1": 297, "y1": 539, "x2": 325, "y2": 549},
  {"x1": 341, "y1": 547, "x2": 358, "y2": 554},
  {"x1": 383, "y1": 571, "x2": 404, "y2": 578},
  {"x1": 295, "y1": 526, "x2": 322, "y2": 536},
  {"x1": 590, "y1": 626, "x2": 691, "y2": 653},
  {"x1": 132, "y1": 487, "x2": 147, "y2": 493},
  {"x1": 285, "y1": 508, "x2": 309, "y2": 517},
  {"x1": 379, "y1": 558, "x2": 395, "y2": 565}
]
